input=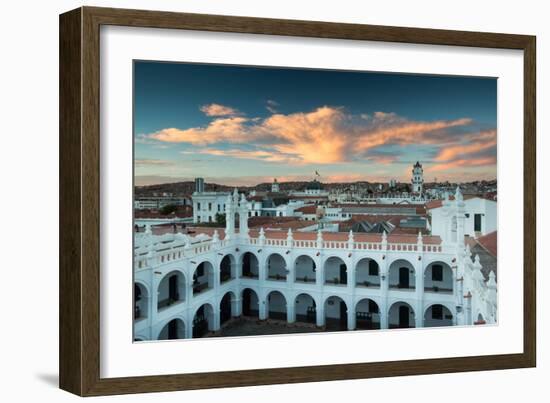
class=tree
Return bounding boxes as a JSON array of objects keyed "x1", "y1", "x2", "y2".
[
  {"x1": 160, "y1": 204, "x2": 178, "y2": 215},
  {"x1": 215, "y1": 213, "x2": 226, "y2": 226}
]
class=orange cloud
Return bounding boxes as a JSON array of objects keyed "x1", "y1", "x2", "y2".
[
  {"x1": 257, "y1": 106, "x2": 349, "y2": 164},
  {"x1": 199, "y1": 103, "x2": 241, "y2": 116},
  {"x1": 134, "y1": 159, "x2": 174, "y2": 166},
  {"x1": 149, "y1": 116, "x2": 249, "y2": 145},
  {"x1": 434, "y1": 130, "x2": 496, "y2": 162},
  {"x1": 355, "y1": 117, "x2": 472, "y2": 150},
  {"x1": 429, "y1": 157, "x2": 497, "y2": 172},
  {"x1": 147, "y1": 105, "x2": 492, "y2": 170},
  {"x1": 196, "y1": 148, "x2": 302, "y2": 164}
]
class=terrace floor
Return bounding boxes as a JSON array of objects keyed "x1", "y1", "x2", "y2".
[{"x1": 208, "y1": 317, "x2": 325, "y2": 338}]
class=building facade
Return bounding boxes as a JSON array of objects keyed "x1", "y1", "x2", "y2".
[
  {"x1": 134, "y1": 196, "x2": 190, "y2": 210},
  {"x1": 134, "y1": 188, "x2": 497, "y2": 341},
  {"x1": 428, "y1": 195, "x2": 497, "y2": 240},
  {"x1": 192, "y1": 192, "x2": 230, "y2": 223}
]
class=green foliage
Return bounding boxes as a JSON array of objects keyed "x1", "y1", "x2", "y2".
[
  {"x1": 159, "y1": 204, "x2": 177, "y2": 215},
  {"x1": 215, "y1": 213, "x2": 226, "y2": 226}
]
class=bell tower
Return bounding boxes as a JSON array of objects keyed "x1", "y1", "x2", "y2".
[
  {"x1": 271, "y1": 178, "x2": 280, "y2": 193},
  {"x1": 411, "y1": 161, "x2": 424, "y2": 193}
]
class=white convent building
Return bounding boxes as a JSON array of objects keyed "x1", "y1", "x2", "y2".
[{"x1": 134, "y1": 187, "x2": 497, "y2": 341}]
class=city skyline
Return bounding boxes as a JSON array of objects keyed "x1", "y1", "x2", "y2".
[{"x1": 134, "y1": 61, "x2": 497, "y2": 187}]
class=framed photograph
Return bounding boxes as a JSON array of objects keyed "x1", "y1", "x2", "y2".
[{"x1": 59, "y1": 6, "x2": 536, "y2": 396}]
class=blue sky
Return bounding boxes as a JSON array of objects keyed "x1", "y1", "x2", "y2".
[{"x1": 134, "y1": 61, "x2": 497, "y2": 186}]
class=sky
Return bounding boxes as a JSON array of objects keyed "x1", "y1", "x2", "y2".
[{"x1": 134, "y1": 61, "x2": 497, "y2": 186}]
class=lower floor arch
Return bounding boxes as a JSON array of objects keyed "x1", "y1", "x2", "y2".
[
  {"x1": 424, "y1": 303, "x2": 454, "y2": 327},
  {"x1": 324, "y1": 295, "x2": 348, "y2": 331},
  {"x1": 294, "y1": 293, "x2": 317, "y2": 324},
  {"x1": 241, "y1": 288, "x2": 259, "y2": 318},
  {"x1": 355, "y1": 298, "x2": 381, "y2": 330},
  {"x1": 157, "y1": 318, "x2": 186, "y2": 340},
  {"x1": 388, "y1": 301, "x2": 416, "y2": 329},
  {"x1": 219, "y1": 291, "x2": 239, "y2": 325},
  {"x1": 266, "y1": 290, "x2": 287, "y2": 320},
  {"x1": 192, "y1": 303, "x2": 215, "y2": 338}
]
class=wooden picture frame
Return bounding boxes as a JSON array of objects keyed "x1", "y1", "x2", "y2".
[{"x1": 59, "y1": 6, "x2": 536, "y2": 396}]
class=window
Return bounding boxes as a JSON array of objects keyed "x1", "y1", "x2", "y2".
[
  {"x1": 432, "y1": 264, "x2": 443, "y2": 281},
  {"x1": 217, "y1": 204, "x2": 221, "y2": 212},
  {"x1": 474, "y1": 213, "x2": 482, "y2": 232},
  {"x1": 368, "y1": 260, "x2": 379, "y2": 276},
  {"x1": 197, "y1": 202, "x2": 201, "y2": 210},
  {"x1": 208, "y1": 202, "x2": 212, "y2": 211},
  {"x1": 432, "y1": 305, "x2": 443, "y2": 320}
]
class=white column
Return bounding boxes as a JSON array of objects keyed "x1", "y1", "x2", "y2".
[
  {"x1": 213, "y1": 310, "x2": 221, "y2": 331},
  {"x1": 232, "y1": 296, "x2": 241, "y2": 317},
  {"x1": 287, "y1": 301, "x2": 296, "y2": 323},
  {"x1": 415, "y1": 258, "x2": 424, "y2": 328},
  {"x1": 316, "y1": 255, "x2": 324, "y2": 286},
  {"x1": 380, "y1": 260, "x2": 389, "y2": 329},
  {"x1": 259, "y1": 297, "x2": 267, "y2": 320},
  {"x1": 347, "y1": 257, "x2": 356, "y2": 292},
  {"x1": 151, "y1": 275, "x2": 160, "y2": 324},
  {"x1": 316, "y1": 303, "x2": 325, "y2": 327},
  {"x1": 286, "y1": 254, "x2": 294, "y2": 287},
  {"x1": 347, "y1": 303, "x2": 356, "y2": 330},
  {"x1": 258, "y1": 258, "x2": 267, "y2": 283},
  {"x1": 213, "y1": 258, "x2": 220, "y2": 292}
]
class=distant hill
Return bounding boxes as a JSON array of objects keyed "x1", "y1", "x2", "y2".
[
  {"x1": 135, "y1": 181, "x2": 233, "y2": 197},
  {"x1": 134, "y1": 178, "x2": 497, "y2": 197}
]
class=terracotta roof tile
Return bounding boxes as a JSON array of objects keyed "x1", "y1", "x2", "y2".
[
  {"x1": 475, "y1": 231, "x2": 497, "y2": 257},
  {"x1": 296, "y1": 205, "x2": 318, "y2": 214}
]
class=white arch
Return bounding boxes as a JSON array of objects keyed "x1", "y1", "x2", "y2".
[
  {"x1": 423, "y1": 258, "x2": 453, "y2": 272},
  {"x1": 240, "y1": 251, "x2": 260, "y2": 278},
  {"x1": 423, "y1": 302, "x2": 455, "y2": 318},
  {"x1": 294, "y1": 254, "x2": 317, "y2": 283},
  {"x1": 134, "y1": 280, "x2": 150, "y2": 297},
  {"x1": 323, "y1": 294, "x2": 350, "y2": 308},
  {"x1": 263, "y1": 252, "x2": 287, "y2": 268},
  {"x1": 265, "y1": 289, "x2": 287, "y2": 320},
  {"x1": 355, "y1": 297, "x2": 381, "y2": 312},
  {"x1": 155, "y1": 315, "x2": 187, "y2": 340},
  {"x1": 265, "y1": 253, "x2": 288, "y2": 280},
  {"x1": 293, "y1": 291, "x2": 319, "y2": 307},
  {"x1": 355, "y1": 256, "x2": 383, "y2": 272},
  {"x1": 192, "y1": 302, "x2": 215, "y2": 320},
  {"x1": 157, "y1": 268, "x2": 187, "y2": 287},
  {"x1": 387, "y1": 257, "x2": 417, "y2": 274},
  {"x1": 323, "y1": 256, "x2": 348, "y2": 285},
  {"x1": 354, "y1": 257, "x2": 381, "y2": 287},
  {"x1": 388, "y1": 300, "x2": 416, "y2": 317},
  {"x1": 219, "y1": 253, "x2": 237, "y2": 282}
]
